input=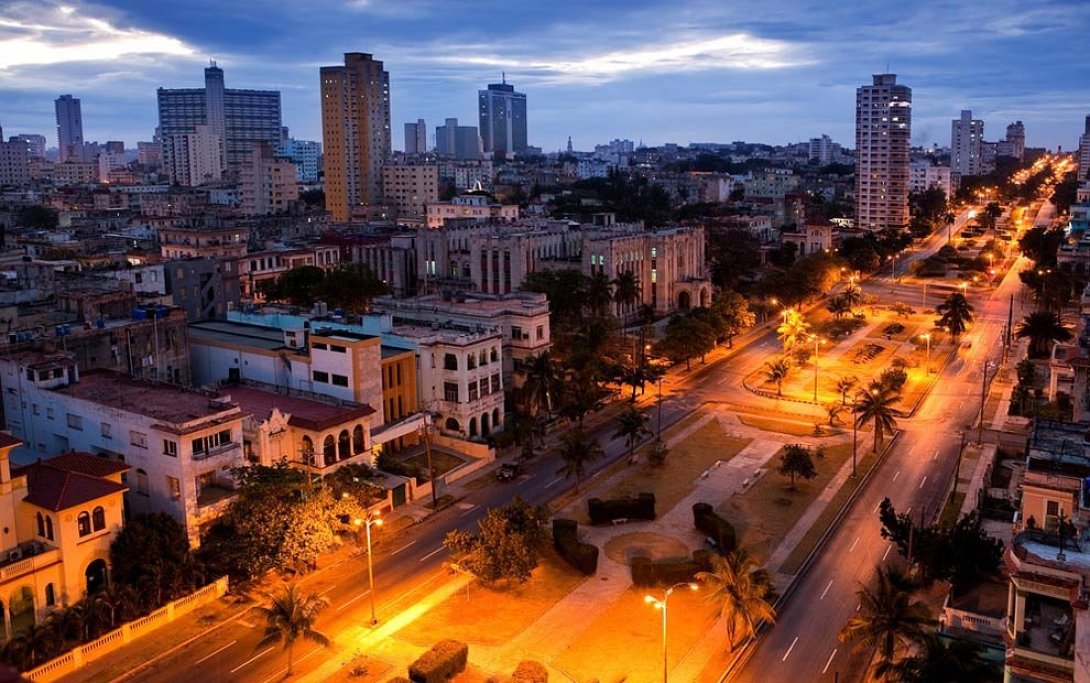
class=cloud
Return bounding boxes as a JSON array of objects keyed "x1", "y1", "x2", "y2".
[{"x1": 0, "y1": 1, "x2": 196, "y2": 70}]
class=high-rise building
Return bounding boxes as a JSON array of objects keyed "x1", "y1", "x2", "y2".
[
  {"x1": 320, "y1": 52, "x2": 391, "y2": 222},
  {"x1": 382, "y1": 162, "x2": 438, "y2": 217},
  {"x1": 157, "y1": 62, "x2": 282, "y2": 180},
  {"x1": 137, "y1": 141, "x2": 162, "y2": 167},
  {"x1": 808, "y1": 134, "x2": 836, "y2": 164},
  {"x1": 404, "y1": 119, "x2": 426, "y2": 155},
  {"x1": 435, "y1": 118, "x2": 481, "y2": 160},
  {"x1": 951, "y1": 109, "x2": 984, "y2": 178},
  {"x1": 478, "y1": 77, "x2": 527, "y2": 157},
  {"x1": 8, "y1": 134, "x2": 45, "y2": 159},
  {"x1": 166, "y1": 124, "x2": 223, "y2": 187},
  {"x1": 240, "y1": 142, "x2": 299, "y2": 215},
  {"x1": 0, "y1": 123, "x2": 30, "y2": 186},
  {"x1": 1004, "y1": 121, "x2": 1025, "y2": 161},
  {"x1": 855, "y1": 74, "x2": 911, "y2": 231},
  {"x1": 54, "y1": 95, "x2": 84, "y2": 163},
  {"x1": 276, "y1": 138, "x2": 321, "y2": 183},
  {"x1": 1079, "y1": 116, "x2": 1090, "y2": 181}
]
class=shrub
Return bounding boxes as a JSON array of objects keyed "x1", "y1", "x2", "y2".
[
  {"x1": 631, "y1": 551, "x2": 714, "y2": 587},
  {"x1": 552, "y1": 519, "x2": 598, "y2": 575},
  {"x1": 408, "y1": 640, "x2": 468, "y2": 683},
  {"x1": 693, "y1": 503, "x2": 736, "y2": 553},
  {"x1": 587, "y1": 492, "x2": 656, "y2": 525},
  {"x1": 512, "y1": 660, "x2": 549, "y2": 683}
]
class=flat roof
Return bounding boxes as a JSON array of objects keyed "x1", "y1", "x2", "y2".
[
  {"x1": 227, "y1": 386, "x2": 374, "y2": 432},
  {"x1": 188, "y1": 320, "x2": 288, "y2": 351},
  {"x1": 53, "y1": 369, "x2": 243, "y2": 426}
]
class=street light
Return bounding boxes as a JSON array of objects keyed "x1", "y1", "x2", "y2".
[
  {"x1": 644, "y1": 582, "x2": 698, "y2": 683},
  {"x1": 354, "y1": 510, "x2": 383, "y2": 626},
  {"x1": 810, "y1": 335, "x2": 823, "y2": 402},
  {"x1": 921, "y1": 333, "x2": 931, "y2": 374}
]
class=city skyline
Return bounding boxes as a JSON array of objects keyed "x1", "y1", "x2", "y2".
[{"x1": 1, "y1": 0, "x2": 1090, "y2": 151}]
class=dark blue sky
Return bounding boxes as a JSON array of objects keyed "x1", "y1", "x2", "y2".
[{"x1": 2, "y1": 0, "x2": 1089, "y2": 152}]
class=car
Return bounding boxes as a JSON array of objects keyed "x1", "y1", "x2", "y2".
[{"x1": 496, "y1": 462, "x2": 522, "y2": 482}]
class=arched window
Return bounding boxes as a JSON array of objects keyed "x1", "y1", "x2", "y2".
[
  {"x1": 445, "y1": 417, "x2": 460, "y2": 432},
  {"x1": 85, "y1": 559, "x2": 108, "y2": 594},
  {"x1": 77, "y1": 512, "x2": 91, "y2": 537},
  {"x1": 338, "y1": 430, "x2": 351, "y2": 460},
  {"x1": 92, "y1": 507, "x2": 105, "y2": 532},
  {"x1": 469, "y1": 418, "x2": 478, "y2": 438},
  {"x1": 45, "y1": 516, "x2": 53, "y2": 541},
  {"x1": 322, "y1": 435, "x2": 336, "y2": 467},
  {"x1": 44, "y1": 583, "x2": 55, "y2": 607},
  {"x1": 301, "y1": 436, "x2": 314, "y2": 465},
  {"x1": 35, "y1": 513, "x2": 44, "y2": 537},
  {"x1": 479, "y1": 350, "x2": 487, "y2": 366},
  {"x1": 490, "y1": 347, "x2": 498, "y2": 362},
  {"x1": 481, "y1": 412, "x2": 490, "y2": 435},
  {"x1": 493, "y1": 408, "x2": 500, "y2": 430},
  {"x1": 352, "y1": 425, "x2": 365, "y2": 454}
]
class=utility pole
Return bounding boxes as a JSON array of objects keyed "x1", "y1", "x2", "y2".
[
  {"x1": 1006, "y1": 294, "x2": 1014, "y2": 348},
  {"x1": 979, "y1": 361, "x2": 990, "y2": 444},
  {"x1": 421, "y1": 416, "x2": 439, "y2": 510}
]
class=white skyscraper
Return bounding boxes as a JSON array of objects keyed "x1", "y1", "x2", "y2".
[
  {"x1": 167, "y1": 124, "x2": 223, "y2": 187},
  {"x1": 404, "y1": 119, "x2": 426, "y2": 154},
  {"x1": 855, "y1": 74, "x2": 911, "y2": 231},
  {"x1": 951, "y1": 109, "x2": 984, "y2": 178},
  {"x1": 54, "y1": 94, "x2": 84, "y2": 163}
]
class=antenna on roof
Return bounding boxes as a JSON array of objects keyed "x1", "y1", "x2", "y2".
[{"x1": 501, "y1": 70, "x2": 506, "y2": 85}]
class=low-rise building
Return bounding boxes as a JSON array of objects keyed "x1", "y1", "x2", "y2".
[
  {"x1": 383, "y1": 162, "x2": 439, "y2": 218},
  {"x1": 239, "y1": 245, "x2": 340, "y2": 300},
  {"x1": 239, "y1": 142, "x2": 298, "y2": 216},
  {"x1": 910, "y1": 162, "x2": 952, "y2": 197},
  {"x1": 159, "y1": 225, "x2": 249, "y2": 260},
  {"x1": 426, "y1": 190, "x2": 519, "y2": 228}
]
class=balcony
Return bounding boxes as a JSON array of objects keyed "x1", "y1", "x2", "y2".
[
  {"x1": 191, "y1": 441, "x2": 241, "y2": 462},
  {"x1": 0, "y1": 542, "x2": 62, "y2": 583}
]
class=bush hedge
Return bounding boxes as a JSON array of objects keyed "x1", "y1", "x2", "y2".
[
  {"x1": 692, "y1": 503, "x2": 736, "y2": 554},
  {"x1": 631, "y1": 550, "x2": 713, "y2": 587},
  {"x1": 512, "y1": 660, "x2": 549, "y2": 682},
  {"x1": 408, "y1": 640, "x2": 469, "y2": 683},
  {"x1": 587, "y1": 492, "x2": 655, "y2": 525},
  {"x1": 552, "y1": 519, "x2": 599, "y2": 575}
]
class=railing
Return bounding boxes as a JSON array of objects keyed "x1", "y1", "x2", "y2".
[{"x1": 0, "y1": 548, "x2": 61, "y2": 583}]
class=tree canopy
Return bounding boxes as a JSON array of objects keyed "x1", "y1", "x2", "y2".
[{"x1": 444, "y1": 498, "x2": 550, "y2": 584}]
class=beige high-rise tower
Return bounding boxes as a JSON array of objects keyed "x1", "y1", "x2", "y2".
[
  {"x1": 320, "y1": 53, "x2": 391, "y2": 222},
  {"x1": 855, "y1": 74, "x2": 911, "y2": 231}
]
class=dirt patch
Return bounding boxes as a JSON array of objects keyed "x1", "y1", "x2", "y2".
[
  {"x1": 604, "y1": 532, "x2": 691, "y2": 566},
  {"x1": 401, "y1": 449, "x2": 466, "y2": 478},
  {"x1": 326, "y1": 653, "x2": 393, "y2": 682},
  {"x1": 737, "y1": 415, "x2": 839, "y2": 438}
]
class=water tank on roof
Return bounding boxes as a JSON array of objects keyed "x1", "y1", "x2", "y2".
[
  {"x1": 132, "y1": 308, "x2": 147, "y2": 321},
  {"x1": 154, "y1": 305, "x2": 168, "y2": 319}
]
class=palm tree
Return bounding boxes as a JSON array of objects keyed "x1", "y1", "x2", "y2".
[
  {"x1": 842, "y1": 282, "x2": 863, "y2": 313},
  {"x1": 838, "y1": 566, "x2": 935, "y2": 673},
  {"x1": 855, "y1": 383, "x2": 901, "y2": 452},
  {"x1": 613, "y1": 406, "x2": 650, "y2": 462},
  {"x1": 944, "y1": 211, "x2": 956, "y2": 243},
  {"x1": 826, "y1": 403, "x2": 846, "y2": 426},
  {"x1": 826, "y1": 296, "x2": 850, "y2": 320},
  {"x1": 936, "y1": 292, "x2": 974, "y2": 338},
  {"x1": 254, "y1": 583, "x2": 331, "y2": 676},
  {"x1": 765, "y1": 359, "x2": 791, "y2": 396},
  {"x1": 982, "y1": 201, "x2": 1003, "y2": 235},
  {"x1": 7, "y1": 621, "x2": 58, "y2": 669},
  {"x1": 874, "y1": 633, "x2": 995, "y2": 683},
  {"x1": 696, "y1": 549, "x2": 776, "y2": 652},
  {"x1": 556, "y1": 428, "x2": 604, "y2": 492},
  {"x1": 585, "y1": 272, "x2": 614, "y2": 319},
  {"x1": 521, "y1": 351, "x2": 562, "y2": 419},
  {"x1": 1016, "y1": 310, "x2": 1072, "y2": 357},
  {"x1": 611, "y1": 270, "x2": 641, "y2": 321},
  {"x1": 776, "y1": 309, "x2": 810, "y2": 353},
  {"x1": 836, "y1": 376, "x2": 859, "y2": 406}
]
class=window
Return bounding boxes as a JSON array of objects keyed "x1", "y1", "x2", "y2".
[
  {"x1": 36, "y1": 512, "x2": 44, "y2": 537},
  {"x1": 45, "y1": 584, "x2": 55, "y2": 607},
  {"x1": 167, "y1": 476, "x2": 181, "y2": 500},
  {"x1": 163, "y1": 440, "x2": 177, "y2": 457},
  {"x1": 313, "y1": 370, "x2": 329, "y2": 384},
  {"x1": 136, "y1": 468, "x2": 149, "y2": 495},
  {"x1": 129, "y1": 430, "x2": 148, "y2": 448},
  {"x1": 480, "y1": 379, "x2": 490, "y2": 396},
  {"x1": 92, "y1": 507, "x2": 105, "y2": 531},
  {"x1": 46, "y1": 407, "x2": 54, "y2": 420},
  {"x1": 32, "y1": 404, "x2": 39, "y2": 416},
  {"x1": 331, "y1": 374, "x2": 349, "y2": 387},
  {"x1": 77, "y1": 512, "x2": 91, "y2": 537},
  {"x1": 100, "y1": 422, "x2": 111, "y2": 439},
  {"x1": 45, "y1": 516, "x2": 53, "y2": 541},
  {"x1": 467, "y1": 355, "x2": 477, "y2": 370},
  {"x1": 311, "y1": 342, "x2": 328, "y2": 350},
  {"x1": 536, "y1": 325, "x2": 545, "y2": 340},
  {"x1": 192, "y1": 430, "x2": 232, "y2": 458},
  {"x1": 491, "y1": 374, "x2": 501, "y2": 392},
  {"x1": 444, "y1": 382, "x2": 460, "y2": 403},
  {"x1": 444, "y1": 353, "x2": 458, "y2": 370},
  {"x1": 66, "y1": 413, "x2": 83, "y2": 430},
  {"x1": 468, "y1": 381, "x2": 479, "y2": 402},
  {"x1": 25, "y1": 368, "x2": 34, "y2": 381},
  {"x1": 511, "y1": 326, "x2": 524, "y2": 340},
  {"x1": 330, "y1": 345, "x2": 346, "y2": 354},
  {"x1": 490, "y1": 347, "x2": 498, "y2": 362}
]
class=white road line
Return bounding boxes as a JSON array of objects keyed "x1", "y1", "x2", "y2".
[
  {"x1": 782, "y1": 636, "x2": 799, "y2": 662},
  {"x1": 932, "y1": 450, "x2": 940, "y2": 462},
  {"x1": 882, "y1": 544, "x2": 893, "y2": 561},
  {"x1": 959, "y1": 400, "x2": 966, "y2": 410},
  {"x1": 918, "y1": 476, "x2": 928, "y2": 490},
  {"x1": 820, "y1": 579, "x2": 833, "y2": 600},
  {"x1": 822, "y1": 648, "x2": 838, "y2": 675},
  {"x1": 419, "y1": 546, "x2": 446, "y2": 563},
  {"x1": 908, "y1": 444, "x2": 918, "y2": 456},
  {"x1": 856, "y1": 603, "x2": 861, "y2": 611},
  {"x1": 873, "y1": 501, "x2": 882, "y2": 514},
  {"x1": 892, "y1": 470, "x2": 900, "y2": 482},
  {"x1": 544, "y1": 477, "x2": 563, "y2": 489},
  {"x1": 195, "y1": 640, "x2": 237, "y2": 665},
  {"x1": 391, "y1": 540, "x2": 417, "y2": 556},
  {"x1": 318, "y1": 585, "x2": 336, "y2": 597},
  {"x1": 849, "y1": 536, "x2": 859, "y2": 553},
  {"x1": 459, "y1": 504, "x2": 478, "y2": 517},
  {"x1": 230, "y1": 647, "x2": 274, "y2": 674},
  {"x1": 336, "y1": 590, "x2": 370, "y2": 611}
]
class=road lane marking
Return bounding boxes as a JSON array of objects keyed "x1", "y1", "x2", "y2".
[
  {"x1": 822, "y1": 649, "x2": 838, "y2": 675},
  {"x1": 849, "y1": 536, "x2": 859, "y2": 553},
  {"x1": 336, "y1": 590, "x2": 370, "y2": 611},
  {"x1": 892, "y1": 470, "x2": 900, "y2": 482},
  {"x1": 391, "y1": 541, "x2": 417, "y2": 556},
  {"x1": 873, "y1": 501, "x2": 882, "y2": 514},
  {"x1": 820, "y1": 579, "x2": 833, "y2": 600},
  {"x1": 195, "y1": 640, "x2": 237, "y2": 665},
  {"x1": 918, "y1": 476, "x2": 927, "y2": 490},
  {"x1": 908, "y1": 444, "x2": 918, "y2": 456},
  {"x1": 420, "y1": 546, "x2": 446, "y2": 562},
  {"x1": 959, "y1": 400, "x2": 965, "y2": 410},
  {"x1": 459, "y1": 504, "x2": 478, "y2": 517},
  {"x1": 544, "y1": 477, "x2": 563, "y2": 489},
  {"x1": 318, "y1": 585, "x2": 336, "y2": 597},
  {"x1": 230, "y1": 646, "x2": 274, "y2": 674},
  {"x1": 882, "y1": 544, "x2": 893, "y2": 561},
  {"x1": 782, "y1": 636, "x2": 799, "y2": 662},
  {"x1": 932, "y1": 450, "x2": 940, "y2": 462}
]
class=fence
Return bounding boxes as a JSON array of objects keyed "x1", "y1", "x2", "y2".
[{"x1": 27, "y1": 576, "x2": 229, "y2": 682}]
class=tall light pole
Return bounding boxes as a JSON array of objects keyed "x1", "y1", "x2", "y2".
[
  {"x1": 656, "y1": 377, "x2": 664, "y2": 438},
  {"x1": 644, "y1": 582, "x2": 698, "y2": 683},
  {"x1": 811, "y1": 335, "x2": 823, "y2": 402},
  {"x1": 922, "y1": 333, "x2": 931, "y2": 374},
  {"x1": 851, "y1": 394, "x2": 859, "y2": 477},
  {"x1": 354, "y1": 510, "x2": 383, "y2": 626}
]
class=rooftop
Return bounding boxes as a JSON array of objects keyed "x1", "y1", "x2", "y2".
[
  {"x1": 13, "y1": 452, "x2": 129, "y2": 511},
  {"x1": 188, "y1": 320, "x2": 290, "y2": 352},
  {"x1": 53, "y1": 369, "x2": 244, "y2": 426},
  {"x1": 227, "y1": 385, "x2": 374, "y2": 432}
]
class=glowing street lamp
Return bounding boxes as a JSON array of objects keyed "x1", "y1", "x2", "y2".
[
  {"x1": 810, "y1": 335, "x2": 824, "y2": 402},
  {"x1": 645, "y1": 582, "x2": 698, "y2": 683},
  {"x1": 354, "y1": 510, "x2": 384, "y2": 626},
  {"x1": 921, "y1": 333, "x2": 931, "y2": 374}
]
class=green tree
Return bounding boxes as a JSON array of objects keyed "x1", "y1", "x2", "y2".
[
  {"x1": 836, "y1": 376, "x2": 858, "y2": 406},
  {"x1": 259, "y1": 265, "x2": 326, "y2": 307},
  {"x1": 1016, "y1": 310, "x2": 1072, "y2": 357},
  {"x1": 254, "y1": 583, "x2": 331, "y2": 676},
  {"x1": 875, "y1": 633, "x2": 995, "y2": 683},
  {"x1": 778, "y1": 444, "x2": 817, "y2": 490},
  {"x1": 556, "y1": 428, "x2": 604, "y2": 492},
  {"x1": 17, "y1": 205, "x2": 59, "y2": 229},
  {"x1": 521, "y1": 269, "x2": 588, "y2": 327},
  {"x1": 776, "y1": 309, "x2": 810, "y2": 353},
  {"x1": 585, "y1": 271, "x2": 614, "y2": 318},
  {"x1": 696, "y1": 549, "x2": 776, "y2": 652},
  {"x1": 826, "y1": 295, "x2": 850, "y2": 319},
  {"x1": 838, "y1": 566, "x2": 935, "y2": 672},
  {"x1": 611, "y1": 270, "x2": 641, "y2": 320},
  {"x1": 765, "y1": 359, "x2": 791, "y2": 396},
  {"x1": 444, "y1": 498, "x2": 550, "y2": 584},
  {"x1": 708, "y1": 228, "x2": 763, "y2": 290},
  {"x1": 842, "y1": 282, "x2": 863, "y2": 312},
  {"x1": 711, "y1": 291, "x2": 756, "y2": 347},
  {"x1": 982, "y1": 201, "x2": 1003, "y2": 234},
  {"x1": 109, "y1": 513, "x2": 193, "y2": 597},
  {"x1": 656, "y1": 315, "x2": 714, "y2": 369},
  {"x1": 855, "y1": 383, "x2": 901, "y2": 452},
  {"x1": 613, "y1": 406, "x2": 650, "y2": 461},
  {"x1": 321, "y1": 262, "x2": 388, "y2": 313},
  {"x1": 936, "y1": 292, "x2": 974, "y2": 338}
]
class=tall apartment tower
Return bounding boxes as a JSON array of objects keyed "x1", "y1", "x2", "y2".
[
  {"x1": 854, "y1": 74, "x2": 911, "y2": 231},
  {"x1": 478, "y1": 76, "x2": 527, "y2": 157},
  {"x1": 54, "y1": 95, "x2": 84, "y2": 163},
  {"x1": 320, "y1": 52, "x2": 392, "y2": 222},
  {"x1": 167, "y1": 124, "x2": 223, "y2": 187},
  {"x1": 1005, "y1": 121, "x2": 1026, "y2": 161},
  {"x1": 1079, "y1": 116, "x2": 1090, "y2": 181},
  {"x1": 951, "y1": 109, "x2": 984, "y2": 178},
  {"x1": 404, "y1": 119, "x2": 426, "y2": 154}
]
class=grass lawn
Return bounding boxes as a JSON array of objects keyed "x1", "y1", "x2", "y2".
[
  {"x1": 394, "y1": 549, "x2": 587, "y2": 647},
  {"x1": 720, "y1": 443, "x2": 853, "y2": 566},
  {"x1": 586, "y1": 419, "x2": 751, "y2": 521},
  {"x1": 737, "y1": 414, "x2": 835, "y2": 438},
  {"x1": 402, "y1": 449, "x2": 465, "y2": 478},
  {"x1": 554, "y1": 588, "x2": 720, "y2": 683},
  {"x1": 325, "y1": 653, "x2": 393, "y2": 682}
]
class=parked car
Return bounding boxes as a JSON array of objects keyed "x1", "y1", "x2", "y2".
[{"x1": 496, "y1": 462, "x2": 522, "y2": 482}]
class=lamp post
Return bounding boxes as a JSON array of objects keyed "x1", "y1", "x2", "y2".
[
  {"x1": 811, "y1": 336, "x2": 823, "y2": 402},
  {"x1": 922, "y1": 333, "x2": 931, "y2": 374},
  {"x1": 644, "y1": 582, "x2": 698, "y2": 683},
  {"x1": 354, "y1": 510, "x2": 383, "y2": 626}
]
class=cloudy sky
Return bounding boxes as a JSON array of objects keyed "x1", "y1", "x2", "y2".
[{"x1": 1, "y1": 0, "x2": 1089, "y2": 153}]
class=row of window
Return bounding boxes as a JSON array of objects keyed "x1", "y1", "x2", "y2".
[
  {"x1": 443, "y1": 374, "x2": 500, "y2": 403},
  {"x1": 313, "y1": 370, "x2": 350, "y2": 387},
  {"x1": 310, "y1": 342, "x2": 347, "y2": 353},
  {"x1": 132, "y1": 469, "x2": 183, "y2": 500}
]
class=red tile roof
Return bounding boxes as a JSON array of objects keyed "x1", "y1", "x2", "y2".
[
  {"x1": 43, "y1": 452, "x2": 130, "y2": 478},
  {"x1": 227, "y1": 386, "x2": 375, "y2": 432},
  {"x1": 13, "y1": 453, "x2": 129, "y2": 512}
]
